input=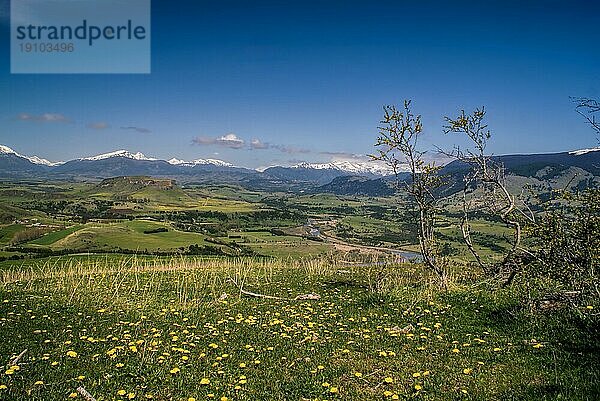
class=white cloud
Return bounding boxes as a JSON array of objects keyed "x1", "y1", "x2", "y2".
[
  {"x1": 17, "y1": 112, "x2": 70, "y2": 123},
  {"x1": 217, "y1": 133, "x2": 245, "y2": 148}
]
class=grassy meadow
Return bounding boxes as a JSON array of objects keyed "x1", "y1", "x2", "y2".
[
  {"x1": 0, "y1": 256, "x2": 598, "y2": 401},
  {"x1": 0, "y1": 179, "x2": 598, "y2": 400}
]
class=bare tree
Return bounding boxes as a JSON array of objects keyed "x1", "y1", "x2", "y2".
[
  {"x1": 372, "y1": 100, "x2": 446, "y2": 279},
  {"x1": 572, "y1": 97, "x2": 600, "y2": 140},
  {"x1": 443, "y1": 108, "x2": 533, "y2": 284}
]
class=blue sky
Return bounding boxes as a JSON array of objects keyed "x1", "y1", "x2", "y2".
[{"x1": 0, "y1": 0, "x2": 599, "y2": 168}]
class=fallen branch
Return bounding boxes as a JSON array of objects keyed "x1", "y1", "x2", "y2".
[
  {"x1": 240, "y1": 288, "x2": 287, "y2": 300},
  {"x1": 240, "y1": 288, "x2": 321, "y2": 301},
  {"x1": 227, "y1": 277, "x2": 321, "y2": 301},
  {"x1": 7, "y1": 349, "x2": 27, "y2": 368},
  {"x1": 77, "y1": 386, "x2": 97, "y2": 401}
]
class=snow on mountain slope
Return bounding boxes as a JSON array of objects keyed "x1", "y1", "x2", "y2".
[
  {"x1": 0, "y1": 144, "x2": 62, "y2": 166},
  {"x1": 0, "y1": 145, "x2": 16, "y2": 155},
  {"x1": 167, "y1": 158, "x2": 186, "y2": 165},
  {"x1": 168, "y1": 157, "x2": 234, "y2": 167},
  {"x1": 81, "y1": 150, "x2": 157, "y2": 161},
  {"x1": 293, "y1": 160, "x2": 397, "y2": 176},
  {"x1": 25, "y1": 155, "x2": 63, "y2": 166},
  {"x1": 569, "y1": 147, "x2": 600, "y2": 156}
]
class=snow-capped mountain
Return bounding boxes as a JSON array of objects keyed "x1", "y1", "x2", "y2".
[
  {"x1": 26, "y1": 155, "x2": 63, "y2": 166},
  {"x1": 0, "y1": 144, "x2": 19, "y2": 156},
  {"x1": 167, "y1": 158, "x2": 186, "y2": 165},
  {"x1": 168, "y1": 157, "x2": 234, "y2": 167},
  {"x1": 81, "y1": 150, "x2": 157, "y2": 161},
  {"x1": 293, "y1": 160, "x2": 397, "y2": 176},
  {"x1": 2, "y1": 143, "x2": 599, "y2": 193},
  {"x1": 569, "y1": 147, "x2": 600, "y2": 156},
  {"x1": 0, "y1": 144, "x2": 62, "y2": 166}
]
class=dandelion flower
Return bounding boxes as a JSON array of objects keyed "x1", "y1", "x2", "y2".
[
  {"x1": 463, "y1": 368, "x2": 472, "y2": 374},
  {"x1": 66, "y1": 351, "x2": 78, "y2": 358},
  {"x1": 329, "y1": 387, "x2": 339, "y2": 393},
  {"x1": 170, "y1": 367, "x2": 180, "y2": 374},
  {"x1": 384, "y1": 377, "x2": 393, "y2": 383},
  {"x1": 200, "y1": 378, "x2": 210, "y2": 385}
]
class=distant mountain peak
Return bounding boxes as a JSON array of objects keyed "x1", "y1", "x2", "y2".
[
  {"x1": 167, "y1": 158, "x2": 186, "y2": 165},
  {"x1": 167, "y1": 157, "x2": 234, "y2": 167},
  {"x1": 0, "y1": 145, "x2": 17, "y2": 155},
  {"x1": 26, "y1": 155, "x2": 63, "y2": 166},
  {"x1": 81, "y1": 150, "x2": 157, "y2": 161},
  {"x1": 292, "y1": 160, "x2": 397, "y2": 176},
  {"x1": 569, "y1": 147, "x2": 600, "y2": 156},
  {"x1": 0, "y1": 144, "x2": 62, "y2": 166}
]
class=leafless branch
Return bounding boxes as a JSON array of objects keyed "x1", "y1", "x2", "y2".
[{"x1": 572, "y1": 96, "x2": 600, "y2": 141}]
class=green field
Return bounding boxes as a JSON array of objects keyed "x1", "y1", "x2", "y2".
[
  {"x1": 235, "y1": 231, "x2": 332, "y2": 258},
  {"x1": 51, "y1": 221, "x2": 208, "y2": 252},
  {"x1": 0, "y1": 224, "x2": 24, "y2": 245},
  {"x1": 0, "y1": 256, "x2": 597, "y2": 400},
  {"x1": 0, "y1": 180, "x2": 527, "y2": 263},
  {"x1": 30, "y1": 225, "x2": 83, "y2": 246}
]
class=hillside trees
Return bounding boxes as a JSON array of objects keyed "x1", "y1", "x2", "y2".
[
  {"x1": 525, "y1": 98, "x2": 600, "y2": 303},
  {"x1": 529, "y1": 189, "x2": 599, "y2": 301}
]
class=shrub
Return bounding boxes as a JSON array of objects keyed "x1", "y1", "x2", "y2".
[{"x1": 528, "y1": 188, "x2": 599, "y2": 303}]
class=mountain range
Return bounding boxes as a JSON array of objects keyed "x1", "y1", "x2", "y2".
[{"x1": 1, "y1": 144, "x2": 599, "y2": 195}]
